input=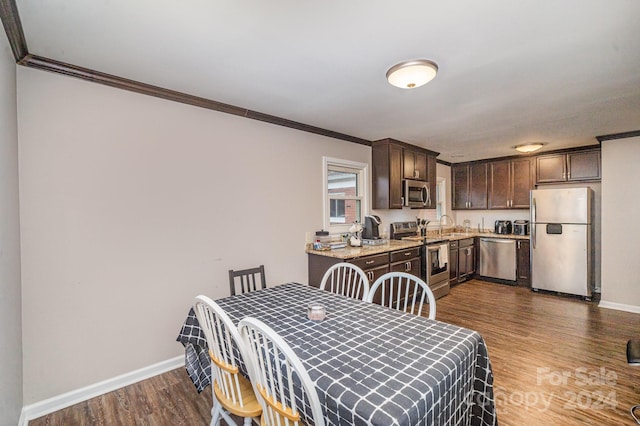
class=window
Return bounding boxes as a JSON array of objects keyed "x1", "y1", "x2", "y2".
[
  {"x1": 323, "y1": 157, "x2": 368, "y2": 232},
  {"x1": 436, "y1": 178, "x2": 447, "y2": 219}
]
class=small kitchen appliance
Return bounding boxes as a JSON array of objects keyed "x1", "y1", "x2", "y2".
[
  {"x1": 513, "y1": 220, "x2": 530, "y2": 236},
  {"x1": 403, "y1": 179, "x2": 431, "y2": 208},
  {"x1": 362, "y1": 215, "x2": 382, "y2": 242},
  {"x1": 494, "y1": 220, "x2": 513, "y2": 234}
]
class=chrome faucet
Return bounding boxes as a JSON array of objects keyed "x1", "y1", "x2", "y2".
[{"x1": 439, "y1": 215, "x2": 454, "y2": 236}]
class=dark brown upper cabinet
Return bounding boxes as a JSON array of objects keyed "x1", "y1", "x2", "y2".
[
  {"x1": 372, "y1": 138, "x2": 439, "y2": 210},
  {"x1": 403, "y1": 149, "x2": 427, "y2": 181},
  {"x1": 488, "y1": 158, "x2": 533, "y2": 209},
  {"x1": 536, "y1": 149, "x2": 600, "y2": 184},
  {"x1": 452, "y1": 162, "x2": 488, "y2": 210},
  {"x1": 372, "y1": 140, "x2": 404, "y2": 209},
  {"x1": 426, "y1": 154, "x2": 437, "y2": 209}
]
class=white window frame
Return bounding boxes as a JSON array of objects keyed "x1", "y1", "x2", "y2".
[
  {"x1": 322, "y1": 157, "x2": 369, "y2": 234},
  {"x1": 436, "y1": 177, "x2": 447, "y2": 219}
]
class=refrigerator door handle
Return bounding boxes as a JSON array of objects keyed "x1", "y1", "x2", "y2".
[{"x1": 531, "y1": 197, "x2": 536, "y2": 249}]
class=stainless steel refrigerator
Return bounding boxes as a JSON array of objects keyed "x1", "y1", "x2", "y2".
[{"x1": 530, "y1": 187, "x2": 593, "y2": 297}]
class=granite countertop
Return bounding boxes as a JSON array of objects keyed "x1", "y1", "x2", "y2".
[
  {"x1": 306, "y1": 232, "x2": 529, "y2": 259},
  {"x1": 404, "y1": 232, "x2": 530, "y2": 242},
  {"x1": 305, "y1": 239, "x2": 423, "y2": 259}
]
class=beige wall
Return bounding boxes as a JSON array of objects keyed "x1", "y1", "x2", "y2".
[
  {"x1": 17, "y1": 67, "x2": 371, "y2": 404},
  {"x1": 601, "y1": 136, "x2": 640, "y2": 308},
  {"x1": 0, "y1": 39, "x2": 23, "y2": 424}
]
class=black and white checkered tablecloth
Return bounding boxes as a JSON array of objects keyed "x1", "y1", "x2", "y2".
[{"x1": 177, "y1": 283, "x2": 497, "y2": 426}]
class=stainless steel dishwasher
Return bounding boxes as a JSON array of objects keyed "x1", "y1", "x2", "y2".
[{"x1": 479, "y1": 238, "x2": 517, "y2": 281}]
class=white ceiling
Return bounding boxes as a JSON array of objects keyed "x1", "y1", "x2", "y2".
[{"x1": 16, "y1": 0, "x2": 640, "y2": 162}]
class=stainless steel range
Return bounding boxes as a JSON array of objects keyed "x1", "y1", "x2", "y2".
[{"x1": 390, "y1": 221, "x2": 451, "y2": 299}]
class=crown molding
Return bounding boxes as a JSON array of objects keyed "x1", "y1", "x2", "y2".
[
  {"x1": 0, "y1": 0, "x2": 28, "y2": 61},
  {"x1": 596, "y1": 130, "x2": 640, "y2": 142}
]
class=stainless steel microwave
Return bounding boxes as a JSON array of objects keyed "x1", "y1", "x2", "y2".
[{"x1": 403, "y1": 179, "x2": 431, "y2": 208}]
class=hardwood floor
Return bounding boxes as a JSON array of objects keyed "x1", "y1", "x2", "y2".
[
  {"x1": 437, "y1": 280, "x2": 640, "y2": 426},
  {"x1": 30, "y1": 279, "x2": 640, "y2": 425}
]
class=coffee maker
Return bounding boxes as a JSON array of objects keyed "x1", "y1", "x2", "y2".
[{"x1": 362, "y1": 215, "x2": 381, "y2": 239}]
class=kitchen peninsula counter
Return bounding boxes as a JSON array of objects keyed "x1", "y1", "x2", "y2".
[
  {"x1": 307, "y1": 239, "x2": 424, "y2": 287},
  {"x1": 305, "y1": 239, "x2": 423, "y2": 259}
]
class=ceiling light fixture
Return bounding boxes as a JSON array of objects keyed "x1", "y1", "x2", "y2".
[
  {"x1": 386, "y1": 59, "x2": 438, "y2": 89},
  {"x1": 514, "y1": 143, "x2": 546, "y2": 153}
]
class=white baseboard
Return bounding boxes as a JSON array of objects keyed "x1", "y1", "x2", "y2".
[
  {"x1": 598, "y1": 300, "x2": 640, "y2": 314},
  {"x1": 19, "y1": 355, "x2": 184, "y2": 425}
]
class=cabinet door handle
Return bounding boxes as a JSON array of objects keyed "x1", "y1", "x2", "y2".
[
  {"x1": 404, "y1": 252, "x2": 412, "y2": 256},
  {"x1": 367, "y1": 271, "x2": 373, "y2": 281},
  {"x1": 517, "y1": 240, "x2": 521, "y2": 249},
  {"x1": 365, "y1": 260, "x2": 375, "y2": 265}
]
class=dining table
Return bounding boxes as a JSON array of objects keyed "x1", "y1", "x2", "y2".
[{"x1": 177, "y1": 282, "x2": 497, "y2": 426}]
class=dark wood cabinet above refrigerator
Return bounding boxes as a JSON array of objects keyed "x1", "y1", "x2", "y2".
[{"x1": 536, "y1": 149, "x2": 601, "y2": 184}]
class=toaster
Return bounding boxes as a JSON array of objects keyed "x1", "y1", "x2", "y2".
[
  {"x1": 513, "y1": 220, "x2": 530, "y2": 236},
  {"x1": 494, "y1": 220, "x2": 513, "y2": 234}
]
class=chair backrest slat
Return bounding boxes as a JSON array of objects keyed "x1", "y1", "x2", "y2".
[
  {"x1": 193, "y1": 295, "x2": 254, "y2": 407},
  {"x1": 229, "y1": 265, "x2": 266, "y2": 296},
  {"x1": 320, "y1": 263, "x2": 370, "y2": 301},
  {"x1": 239, "y1": 317, "x2": 325, "y2": 426},
  {"x1": 366, "y1": 272, "x2": 436, "y2": 319}
]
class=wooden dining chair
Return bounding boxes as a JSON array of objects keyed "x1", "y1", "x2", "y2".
[
  {"x1": 193, "y1": 295, "x2": 262, "y2": 426},
  {"x1": 238, "y1": 317, "x2": 325, "y2": 426},
  {"x1": 366, "y1": 272, "x2": 436, "y2": 319},
  {"x1": 228, "y1": 265, "x2": 266, "y2": 296},
  {"x1": 319, "y1": 262, "x2": 370, "y2": 300}
]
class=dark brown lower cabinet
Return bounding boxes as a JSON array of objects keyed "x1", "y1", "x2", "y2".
[
  {"x1": 458, "y1": 238, "x2": 476, "y2": 283},
  {"x1": 308, "y1": 248, "x2": 422, "y2": 305},
  {"x1": 308, "y1": 252, "x2": 390, "y2": 303},
  {"x1": 348, "y1": 253, "x2": 389, "y2": 283},
  {"x1": 449, "y1": 240, "x2": 459, "y2": 286},
  {"x1": 389, "y1": 247, "x2": 421, "y2": 278},
  {"x1": 516, "y1": 239, "x2": 531, "y2": 287}
]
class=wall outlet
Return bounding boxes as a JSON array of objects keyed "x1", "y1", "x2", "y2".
[{"x1": 305, "y1": 231, "x2": 313, "y2": 244}]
